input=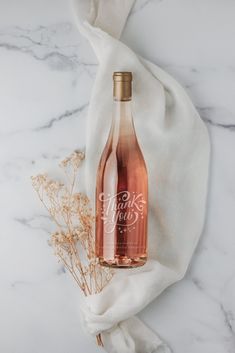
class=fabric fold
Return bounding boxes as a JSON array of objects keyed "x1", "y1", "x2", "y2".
[{"x1": 72, "y1": 1, "x2": 210, "y2": 352}]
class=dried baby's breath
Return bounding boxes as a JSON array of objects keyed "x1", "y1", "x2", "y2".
[
  {"x1": 59, "y1": 150, "x2": 85, "y2": 169},
  {"x1": 32, "y1": 151, "x2": 113, "y2": 346}
]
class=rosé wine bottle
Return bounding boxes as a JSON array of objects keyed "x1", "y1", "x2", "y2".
[{"x1": 96, "y1": 72, "x2": 148, "y2": 268}]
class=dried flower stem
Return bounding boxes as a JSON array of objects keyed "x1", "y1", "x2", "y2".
[{"x1": 31, "y1": 151, "x2": 113, "y2": 347}]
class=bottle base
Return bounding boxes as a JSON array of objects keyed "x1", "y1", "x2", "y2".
[{"x1": 98, "y1": 255, "x2": 147, "y2": 268}]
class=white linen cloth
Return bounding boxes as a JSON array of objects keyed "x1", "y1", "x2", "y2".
[{"x1": 72, "y1": 1, "x2": 210, "y2": 352}]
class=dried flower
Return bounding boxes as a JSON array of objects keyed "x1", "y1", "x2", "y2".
[
  {"x1": 59, "y1": 150, "x2": 85, "y2": 169},
  {"x1": 31, "y1": 151, "x2": 113, "y2": 346}
]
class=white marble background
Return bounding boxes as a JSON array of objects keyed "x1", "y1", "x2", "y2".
[{"x1": 0, "y1": 0, "x2": 235, "y2": 352}]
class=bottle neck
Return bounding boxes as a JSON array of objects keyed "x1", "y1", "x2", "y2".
[{"x1": 111, "y1": 99, "x2": 134, "y2": 140}]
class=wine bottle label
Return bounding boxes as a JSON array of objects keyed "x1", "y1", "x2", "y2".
[{"x1": 99, "y1": 191, "x2": 146, "y2": 234}]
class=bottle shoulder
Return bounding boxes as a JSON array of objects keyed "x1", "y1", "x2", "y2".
[{"x1": 98, "y1": 137, "x2": 147, "y2": 174}]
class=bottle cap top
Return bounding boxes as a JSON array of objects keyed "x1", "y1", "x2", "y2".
[{"x1": 113, "y1": 72, "x2": 132, "y2": 82}]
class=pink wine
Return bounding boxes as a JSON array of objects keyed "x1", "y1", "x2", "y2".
[{"x1": 96, "y1": 72, "x2": 148, "y2": 268}]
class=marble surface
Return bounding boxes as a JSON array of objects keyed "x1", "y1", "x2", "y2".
[{"x1": 0, "y1": 0, "x2": 235, "y2": 352}]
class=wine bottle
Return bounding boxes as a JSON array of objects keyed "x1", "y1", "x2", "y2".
[{"x1": 96, "y1": 72, "x2": 148, "y2": 268}]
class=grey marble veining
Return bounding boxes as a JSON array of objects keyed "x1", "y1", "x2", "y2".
[{"x1": 0, "y1": 0, "x2": 235, "y2": 353}]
